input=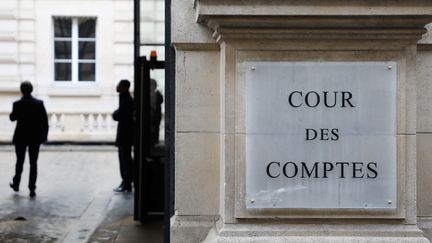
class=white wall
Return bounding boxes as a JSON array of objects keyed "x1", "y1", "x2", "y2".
[
  {"x1": 0, "y1": 0, "x2": 135, "y2": 142},
  {"x1": 34, "y1": 0, "x2": 133, "y2": 113}
]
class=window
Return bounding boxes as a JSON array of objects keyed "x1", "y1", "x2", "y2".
[{"x1": 54, "y1": 17, "x2": 96, "y2": 82}]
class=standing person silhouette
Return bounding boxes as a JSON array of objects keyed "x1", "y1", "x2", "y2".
[
  {"x1": 113, "y1": 79, "x2": 134, "y2": 192},
  {"x1": 9, "y1": 81, "x2": 49, "y2": 197},
  {"x1": 150, "y1": 79, "x2": 163, "y2": 147}
]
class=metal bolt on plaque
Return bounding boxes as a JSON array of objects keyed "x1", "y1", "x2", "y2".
[
  {"x1": 251, "y1": 67, "x2": 255, "y2": 71},
  {"x1": 388, "y1": 65, "x2": 393, "y2": 70}
]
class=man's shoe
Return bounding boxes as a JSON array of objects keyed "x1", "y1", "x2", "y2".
[
  {"x1": 123, "y1": 186, "x2": 132, "y2": 192},
  {"x1": 9, "y1": 182, "x2": 19, "y2": 192},
  {"x1": 113, "y1": 186, "x2": 132, "y2": 193},
  {"x1": 29, "y1": 191, "x2": 36, "y2": 197},
  {"x1": 113, "y1": 186, "x2": 125, "y2": 192}
]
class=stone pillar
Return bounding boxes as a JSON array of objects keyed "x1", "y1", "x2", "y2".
[
  {"x1": 171, "y1": 1, "x2": 432, "y2": 242},
  {"x1": 417, "y1": 24, "x2": 432, "y2": 238}
]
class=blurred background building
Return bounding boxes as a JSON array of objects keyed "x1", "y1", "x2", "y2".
[{"x1": 0, "y1": 0, "x2": 164, "y2": 143}]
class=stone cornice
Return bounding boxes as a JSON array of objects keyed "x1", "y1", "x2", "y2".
[
  {"x1": 208, "y1": 16, "x2": 432, "y2": 42},
  {"x1": 195, "y1": 0, "x2": 432, "y2": 19},
  {"x1": 195, "y1": 1, "x2": 432, "y2": 43}
]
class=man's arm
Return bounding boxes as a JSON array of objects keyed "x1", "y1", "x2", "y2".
[
  {"x1": 9, "y1": 102, "x2": 18, "y2": 121},
  {"x1": 41, "y1": 101, "x2": 49, "y2": 142},
  {"x1": 112, "y1": 109, "x2": 119, "y2": 121},
  {"x1": 113, "y1": 96, "x2": 132, "y2": 122}
]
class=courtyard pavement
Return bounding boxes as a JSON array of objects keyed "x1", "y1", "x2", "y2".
[{"x1": 0, "y1": 145, "x2": 163, "y2": 243}]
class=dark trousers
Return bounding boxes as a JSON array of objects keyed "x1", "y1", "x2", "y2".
[
  {"x1": 13, "y1": 144, "x2": 40, "y2": 191},
  {"x1": 118, "y1": 145, "x2": 133, "y2": 188}
]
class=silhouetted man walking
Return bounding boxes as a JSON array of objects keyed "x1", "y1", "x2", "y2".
[
  {"x1": 9, "y1": 81, "x2": 48, "y2": 197},
  {"x1": 113, "y1": 79, "x2": 134, "y2": 192}
]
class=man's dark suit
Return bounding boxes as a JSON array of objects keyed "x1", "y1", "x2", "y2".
[
  {"x1": 113, "y1": 92, "x2": 134, "y2": 190},
  {"x1": 10, "y1": 95, "x2": 49, "y2": 191}
]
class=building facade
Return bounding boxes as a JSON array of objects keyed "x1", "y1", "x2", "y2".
[
  {"x1": 170, "y1": 1, "x2": 432, "y2": 242},
  {"x1": 0, "y1": 0, "x2": 164, "y2": 143}
]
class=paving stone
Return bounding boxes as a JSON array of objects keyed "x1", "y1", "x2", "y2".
[{"x1": 0, "y1": 146, "x2": 162, "y2": 243}]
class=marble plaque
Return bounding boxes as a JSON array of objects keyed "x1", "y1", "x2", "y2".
[{"x1": 245, "y1": 61, "x2": 397, "y2": 209}]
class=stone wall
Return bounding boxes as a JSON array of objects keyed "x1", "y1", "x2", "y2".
[
  {"x1": 417, "y1": 25, "x2": 432, "y2": 217},
  {"x1": 171, "y1": 0, "x2": 432, "y2": 242}
]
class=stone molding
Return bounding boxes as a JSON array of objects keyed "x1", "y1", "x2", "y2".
[
  {"x1": 418, "y1": 44, "x2": 432, "y2": 51},
  {"x1": 200, "y1": 16, "x2": 432, "y2": 44},
  {"x1": 194, "y1": 1, "x2": 432, "y2": 43},
  {"x1": 173, "y1": 43, "x2": 220, "y2": 51},
  {"x1": 195, "y1": 0, "x2": 432, "y2": 19},
  {"x1": 203, "y1": 220, "x2": 429, "y2": 242}
]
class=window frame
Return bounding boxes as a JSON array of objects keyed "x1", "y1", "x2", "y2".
[{"x1": 53, "y1": 17, "x2": 97, "y2": 83}]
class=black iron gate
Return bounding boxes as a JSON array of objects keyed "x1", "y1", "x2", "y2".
[
  {"x1": 134, "y1": 56, "x2": 165, "y2": 220},
  {"x1": 134, "y1": 0, "x2": 174, "y2": 242}
]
